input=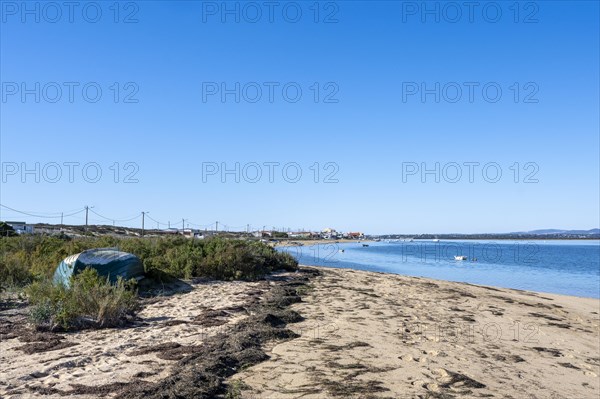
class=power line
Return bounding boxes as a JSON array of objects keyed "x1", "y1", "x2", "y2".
[
  {"x1": 88, "y1": 208, "x2": 141, "y2": 223},
  {"x1": 0, "y1": 203, "x2": 286, "y2": 234},
  {"x1": 0, "y1": 204, "x2": 85, "y2": 219}
]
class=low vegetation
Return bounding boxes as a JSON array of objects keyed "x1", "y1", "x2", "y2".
[
  {"x1": 0, "y1": 235, "x2": 298, "y2": 288},
  {"x1": 0, "y1": 234, "x2": 298, "y2": 330},
  {"x1": 26, "y1": 268, "x2": 138, "y2": 331}
]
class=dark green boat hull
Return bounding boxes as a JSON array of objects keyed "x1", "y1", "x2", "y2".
[{"x1": 53, "y1": 248, "x2": 144, "y2": 286}]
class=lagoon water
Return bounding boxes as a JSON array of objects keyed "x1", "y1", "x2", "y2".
[{"x1": 280, "y1": 240, "x2": 600, "y2": 298}]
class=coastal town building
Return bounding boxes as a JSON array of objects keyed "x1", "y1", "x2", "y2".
[
  {"x1": 321, "y1": 228, "x2": 340, "y2": 239},
  {"x1": 289, "y1": 232, "x2": 312, "y2": 239},
  {"x1": 344, "y1": 232, "x2": 364, "y2": 239},
  {"x1": 5, "y1": 221, "x2": 34, "y2": 234}
]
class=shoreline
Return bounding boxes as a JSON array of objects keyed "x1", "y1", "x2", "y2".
[
  {"x1": 274, "y1": 241, "x2": 600, "y2": 300},
  {"x1": 298, "y1": 264, "x2": 600, "y2": 311},
  {"x1": 304, "y1": 263, "x2": 600, "y2": 301}
]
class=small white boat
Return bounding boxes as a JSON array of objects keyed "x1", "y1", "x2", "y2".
[
  {"x1": 339, "y1": 249, "x2": 345, "y2": 253},
  {"x1": 432, "y1": 239, "x2": 440, "y2": 242},
  {"x1": 454, "y1": 255, "x2": 467, "y2": 261}
]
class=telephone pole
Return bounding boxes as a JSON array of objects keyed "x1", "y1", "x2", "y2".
[
  {"x1": 215, "y1": 221, "x2": 219, "y2": 232},
  {"x1": 60, "y1": 212, "x2": 63, "y2": 226},
  {"x1": 182, "y1": 218, "x2": 185, "y2": 232},
  {"x1": 83, "y1": 205, "x2": 95, "y2": 230},
  {"x1": 141, "y1": 212, "x2": 148, "y2": 237}
]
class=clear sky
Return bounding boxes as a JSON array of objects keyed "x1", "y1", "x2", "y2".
[{"x1": 1, "y1": 1, "x2": 599, "y2": 234}]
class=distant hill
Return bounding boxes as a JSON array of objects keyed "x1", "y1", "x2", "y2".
[
  {"x1": 517, "y1": 229, "x2": 600, "y2": 236},
  {"x1": 379, "y1": 228, "x2": 600, "y2": 240}
]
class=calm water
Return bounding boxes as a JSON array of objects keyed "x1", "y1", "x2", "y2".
[{"x1": 280, "y1": 240, "x2": 600, "y2": 298}]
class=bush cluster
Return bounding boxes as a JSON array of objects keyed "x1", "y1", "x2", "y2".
[
  {"x1": 26, "y1": 268, "x2": 138, "y2": 331},
  {"x1": 0, "y1": 235, "x2": 298, "y2": 287},
  {"x1": 1, "y1": 234, "x2": 298, "y2": 330}
]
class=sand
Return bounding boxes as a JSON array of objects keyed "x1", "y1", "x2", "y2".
[
  {"x1": 274, "y1": 239, "x2": 368, "y2": 247},
  {"x1": 1, "y1": 266, "x2": 598, "y2": 398},
  {"x1": 232, "y1": 267, "x2": 600, "y2": 398},
  {"x1": 0, "y1": 278, "x2": 272, "y2": 398}
]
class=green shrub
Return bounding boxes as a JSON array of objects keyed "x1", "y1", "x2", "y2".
[
  {"x1": 0, "y1": 252, "x2": 33, "y2": 288},
  {"x1": 1, "y1": 235, "x2": 298, "y2": 285},
  {"x1": 0, "y1": 222, "x2": 17, "y2": 237},
  {"x1": 26, "y1": 268, "x2": 138, "y2": 331}
]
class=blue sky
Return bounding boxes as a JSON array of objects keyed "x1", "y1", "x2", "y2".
[{"x1": 1, "y1": 1, "x2": 599, "y2": 234}]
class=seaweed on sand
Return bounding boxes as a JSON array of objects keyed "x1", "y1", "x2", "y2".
[
  {"x1": 116, "y1": 271, "x2": 316, "y2": 399},
  {"x1": 25, "y1": 268, "x2": 319, "y2": 398}
]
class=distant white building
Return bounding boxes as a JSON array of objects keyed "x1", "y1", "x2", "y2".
[
  {"x1": 253, "y1": 231, "x2": 273, "y2": 238},
  {"x1": 344, "y1": 232, "x2": 364, "y2": 239},
  {"x1": 182, "y1": 228, "x2": 203, "y2": 238},
  {"x1": 321, "y1": 228, "x2": 339, "y2": 239},
  {"x1": 289, "y1": 231, "x2": 311, "y2": 239},
  {"x1": 5, "y1": 221, "x2": 34, "y2": 234}
]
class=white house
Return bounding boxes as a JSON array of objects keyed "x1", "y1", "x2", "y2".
[
  {"x1": 289, "y1": 231, "x2": 311, "y2": 239},
  {"x1": 321, "y1": 228, "x2": 340, "y2": 239},
  {"x1": 5, "y1": 221, "x2": 34, "y2": 234}
]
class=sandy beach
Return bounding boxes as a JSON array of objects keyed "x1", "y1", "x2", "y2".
[
  {"x1": 1, "y1": 266, "x2": 598, "y2": 398},
  {"x1": 234, "y1": 267, "x2": 600, "y2": 398},
  {"x1": 1, "y1": 277, "x2": 275, "y2": 397},
  {"x1": 273, "y1": 239, "x2": 369, "y2": 248}
]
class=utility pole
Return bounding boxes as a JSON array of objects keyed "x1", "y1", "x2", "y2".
[
  {"x1": 85, "y1": 206, "x2": 89, "y2": 228},
  {"x1": 215, "y1": 221, "x2": 219, "y2": 232},
  {"x1": 141, "y1": 212, "x2": 147, "y2": 237},
  {"x1": 60, "y1": 212, "x2": 63, "y2": 226},
  {"x1": 168, "y1": 221, "x2": 170, "y2": 229},
  {"x1": 182, "y1": 219, "x2": 185, "y2": 233},
  {"x1": 247, "y1": 224, "x2": 250, "y2": 233}
]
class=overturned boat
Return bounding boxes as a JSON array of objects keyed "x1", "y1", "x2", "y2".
[{"x1": 53, "y1": 248, "x2": 145, "y2": 287}]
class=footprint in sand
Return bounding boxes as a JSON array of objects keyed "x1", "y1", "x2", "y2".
[
  {"x1": 424, "y1": 382, "x2": 441, "y2": 392},
  {"x1": 400, "y1": 354, "x2": 428, "y2": 363},
  {"x1": 411, "y1": 379, "x2": 427, "y2": 388}
]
